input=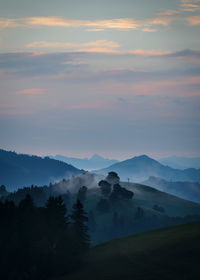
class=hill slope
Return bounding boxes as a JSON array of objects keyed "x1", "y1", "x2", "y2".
[
  {"x1": 0, "y1": 149, "x2": 83, "y2": 190},
  {"x1": 61, "y1": 222, "x2": 200, "y2": 280},
  {"x1": 4, "y1": 172, "x2": 200, "y2": 244},
  {"x1": 143, "y1": 176, "x2": 200, "y2": 203},
  {"x1": 96, "y1": 155, "x2": 200, "y2": 183}
]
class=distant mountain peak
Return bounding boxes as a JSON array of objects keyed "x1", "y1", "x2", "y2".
[
  {"x1": 90, "y1": 154, "x2": 104, "y2": 161},
  {"x1": 127, "y1": 155, "x2": 156, "y2": 162},
  {"x1": 135, "y1": 155, "x2": 151, "y2": 159}
]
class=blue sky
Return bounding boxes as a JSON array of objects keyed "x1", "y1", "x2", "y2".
[{"x1": 0, "y1": 0, "x2": 200, "y2": 159}]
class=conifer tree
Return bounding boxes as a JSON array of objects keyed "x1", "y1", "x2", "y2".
[{"x1": 71, "y1": 199, "x2": 90, "y2": 253}]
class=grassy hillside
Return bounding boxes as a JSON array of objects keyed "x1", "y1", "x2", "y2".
[
  {"x1": 142, "y1": 176, "x2": 200, "y2": 203},
  {"x1": 60, "y1": 222, "x2": 200, "y2": 280},
  {"x1": 4, "y1": 172, "x2": 200, "y2": 244},
  {"x1": 120, "y1": 181, "x2": 200, "y2": 217},
  {"x1": 82, "y1": 180, "x2": 200, "y2": 243}
]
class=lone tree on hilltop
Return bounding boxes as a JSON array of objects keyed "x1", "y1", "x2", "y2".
[
  {"x1": 106, "y1": 171, "x2": 120, "y2": 185},
  {"x1": 98, "y1": 180, "x2": 111, "y2": 197}
]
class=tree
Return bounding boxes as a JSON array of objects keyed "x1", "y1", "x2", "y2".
[
  {"x1": 77, "y1": 186, "x2": 88, "y2": 202},
  {"x1": 0, "y1": 185, "x2": 7, "y2": 196},
  {"x1": 96, "y1": 198, "x2": 110, "y2": 213},
  {"x1": 135, "y1": 206, "x2": 144, "y2": 219},
  {"x1": 45, "y1": 196, "x2": 68, "y2": 248},
  {"x1": 71, "y1": 199, "x2": 90, "y2": 253},
  {"x1": 106, "y1": 171, "x2": 120, "y2": 185},
  {"x1": 153, "y1": 204, "x2": 165, "y2": 213},
  {"x1": 88, "y1": 210, "x2": 97, "y2": 232},
  {"x1": 110, "y1": 184, "x2": 134, "y2": 200},
  {"x1": 98, "y1": 180, "x2": 111, "y2": 197}
]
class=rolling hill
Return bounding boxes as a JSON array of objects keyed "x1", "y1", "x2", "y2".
[
  {"x1": 60, "y1": 222, "x2": 200, "y2": 280},
  {"x1": 0, "y1": 149, "x2": 83, "y2": 191},
  {"x1": 143, "y1": 176, "x2": 200, "y2": 203},
  {"x1": 5, "y1": 172, "x2": 200, "y2": 244},
  {"x1": 95, "y1": 155, "x2": 200, "y2": 183}
]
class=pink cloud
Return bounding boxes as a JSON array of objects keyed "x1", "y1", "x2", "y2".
[
  {"x1": 16, "y1": 88, "x2": 47, "y2": 95},
  {"x1": 131, "y1": 77, "x2": 200, "y2": 96}
]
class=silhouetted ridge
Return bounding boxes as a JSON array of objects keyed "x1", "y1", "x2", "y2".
[{"x1": 0, "y1": 149, "x2": 83, "y2": 190}]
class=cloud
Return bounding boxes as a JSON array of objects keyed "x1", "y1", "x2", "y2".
[
  {"x1": 0, "y1": 19, "x2": 20, "y2": 29},
  {"x1": 147, "y1": 10, "x2": 180, "y2": 27},
  {"x1": 25, "y1": 41, "x2": 170, "y2": 55},
  {"x1": 131, "y1": 76, "x2": 200, "y2": 96},
  {"x1": 186, "y1": 14, "x2": 200, "y2": 25},
  {"x1": 0, "y1": 12, "x2": 180, "y2": 32},
  {"x1": 0, "y1": 50, "x2": 200, "y2": 82},
  {"x1": 168, "y1": 49, "x2": 200, "y2": 63},
  {"x1": 25, "y1": 40, "x2": 120, "y2": 50},
  {"x1": 142, "y1": 27, "x2": 157, "y2": 32},
  {"x1": 180, "y1": 0, "x2": 200, "y2": 12},
  {"x1": 0, "y1": 17, "x2": 140, "y2": 31},
  {"x1": 16, "y1": 88, "x2": 47, "y2": 95}
]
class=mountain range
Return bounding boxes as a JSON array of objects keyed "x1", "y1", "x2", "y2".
[
  {"x1": 49, "y1": 154, "x2": 118, "y2": 170},
  {"x1": 0, "y1": 149, "x2": 83, "y2": 191},
  {"x1": 158, "y1": 155, "x2": 200, "y2": 170},
  {"x1": 95, "y1": 155, "x2": 200, "y2": 183}
]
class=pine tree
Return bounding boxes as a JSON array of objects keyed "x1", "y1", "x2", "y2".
[
  {"x1": 45, "y1": 196, "x2": 68, "y2": 249},
  {"x1": 71, "y1": 199, "x2": 90, "y2": 253}
]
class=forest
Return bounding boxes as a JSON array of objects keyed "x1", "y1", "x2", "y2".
[{"x1": 0, "y1": 195, "x2": 89, "y2": 280}]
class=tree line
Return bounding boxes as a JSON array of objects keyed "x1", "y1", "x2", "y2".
[{"x1": 0, "y1": 195, "x2": 90, "y2": 280}]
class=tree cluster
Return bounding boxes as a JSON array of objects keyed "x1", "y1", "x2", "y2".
[
  {"x1": 98, "y1": 172, "x2": 134, "y2": 201},
  {"x1": 0, "y1": 195, "x2": 90, "y2": 280}
]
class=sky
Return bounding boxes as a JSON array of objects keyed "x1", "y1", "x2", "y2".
[{"x1": 0, "y1": 0, "x2": 200, "y2": 160}]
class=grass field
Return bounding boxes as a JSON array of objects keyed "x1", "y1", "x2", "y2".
[{"x1": 59, "y1": 222, "x2": 200, "y2": 280}]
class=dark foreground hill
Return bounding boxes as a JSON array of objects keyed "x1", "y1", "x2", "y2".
[
  {"x1": 96, "y1": 155, "x2": 200, "y2": 183},
  {"x1": 0, "y1": 149, "x2": 83, "y2": 190},
  {"x1": 60, "y1": 222, "x2": 200, "y2": 280}
]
